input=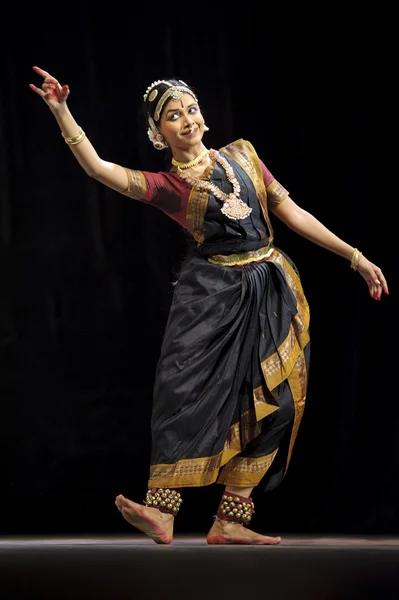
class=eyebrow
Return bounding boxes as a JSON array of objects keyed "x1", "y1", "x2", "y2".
[{"x1": 165, "y1": 102, "x2": 197, "y2": 115}]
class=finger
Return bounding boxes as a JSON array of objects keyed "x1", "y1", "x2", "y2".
[
  {"x1": 377, "y1": 272, "x2": 389, "y2": 295},
  {"x1": 371, "y1": 266, "x2": 388, "y2": 295},
  {"x1": 32, "y1": 65, "x2": 58, "y2": 83},
  {"x1": 375, "y1": 267, "x2": 385, "y2": 281},
  {"x1": 43, "y1": 82, "x2": 57, "y2": 91},
  {"x1": 44, "y1": 76, "x2": 59, "y2": 85},
  {"x1": 44, "y1": 91, "x2": 58, "y2": 101},
  {"x1": 59, "y1": 84, "x2": 70, "y2": 100},
  {"x1": 29, "y1": 83, "x2": 46, "y2": 97}
]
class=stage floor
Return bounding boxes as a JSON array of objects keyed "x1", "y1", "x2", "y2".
[{"x1": 1, "y1": 535, "x2": 399, "y2": 599}]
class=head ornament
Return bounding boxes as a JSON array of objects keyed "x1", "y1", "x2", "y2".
[{"x1": 143, "y1": 79, "x2": 198, "y2": 122}]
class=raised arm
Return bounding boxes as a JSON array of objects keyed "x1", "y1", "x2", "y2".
[
  {"x1": 269, "y1": 196, "x2": 389, "y2": 301},
  {"x1": 29, "y1": 66, "x2": 128, "y2": 193}
]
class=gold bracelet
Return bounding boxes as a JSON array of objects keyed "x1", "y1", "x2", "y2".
[
  {"x1": 350, "y1": 248, "x2": 362, "y2": 271},
  {"x1": 62, "y1": 127, "x2": 86, "y2": 145}
]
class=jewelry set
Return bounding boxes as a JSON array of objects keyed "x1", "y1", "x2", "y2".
[
  {"x1": 60, "y1": 80, "x2": 367, "y2": 250},
  {"x1": 172, "y1": 148, "x2": 252, "y2": 220}
]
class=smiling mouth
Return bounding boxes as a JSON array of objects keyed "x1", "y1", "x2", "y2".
[{"x1": 183, "y1": 128, "x2": 197, "y2": 136}]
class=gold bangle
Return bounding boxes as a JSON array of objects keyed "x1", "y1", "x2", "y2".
[
  {"x1": 351, "y1": 248, "x2": 362, "y2": 271},
  {"x1": 62, "y1": 127, "x2": 86, "y2": 145}
]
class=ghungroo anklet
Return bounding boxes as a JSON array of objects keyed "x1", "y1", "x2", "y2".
[
  {"x1": 216, "y1": 492, "x2": 255, "y2": 525},
  {"x1": 144, "y1": 487, "x2": 183, "y2": 516}
]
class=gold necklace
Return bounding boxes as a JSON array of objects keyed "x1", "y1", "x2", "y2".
[
  {"x1": 176, "y1": 149, "x2": 252, "y2": 221},
  {"x1": 171, "y1": 148, "x2": 209, "y2": 170}
]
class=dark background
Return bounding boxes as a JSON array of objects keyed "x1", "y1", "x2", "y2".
[{"x1": 1, "y1": 1, "x2": 397, "y2": 537}]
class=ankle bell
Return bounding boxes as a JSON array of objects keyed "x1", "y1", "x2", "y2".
[
  {"x1": 216, "y1": 492, "x2": 255, "y2": 525},
  {"x1": 144, "y1": 487, "x2": 183, "y2": 516}
]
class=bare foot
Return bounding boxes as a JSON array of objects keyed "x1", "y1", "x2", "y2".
[
  {"x1": 115, "y1": 494, "x2": 174, "y2": 544},
  {"x1": 206, "y1": 518, "x2": 281, "y2": 545}
]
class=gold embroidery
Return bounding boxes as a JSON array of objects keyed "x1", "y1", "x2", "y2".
[
  {"x1": 186, "y1": 186, "x2": 210, "y2": 245},
  {"x1": 253, "y1": 384, "x2": 280, "y2": 421},
  {"x1": 240, "y1": 408, "x2": 261, "y2": 447},
  {"x1": 221, "y1": 139, "x2": 275, "y2": 245},
  {"x1": 261, "y1": 325, "x2": 309, "y2": 394},
  {"x1": 266, "y1": 179, "x2": 289, "y2": 209},
  {"x1": 149, "y1": 418, "x2": 241, "y2": 488},
  {"x1": 120, "y1": 168, "x2": 147, "y2": 200},
  {"x1": 285, "y1": 352, "x2": 307, "y2": 473},
  {"x1": 208, "y1": 246, "x2": 274, "y2": 266},
  {"x1": 223, "y1": 421, "x2": 241, "y2": 454},
  {"x1": 148, "y1": 248, "x2": 310, "y2": 489},
  {"x1": 149, "y1": 454, "x2": 221, "y2": 488},
  {"x1": 149, "y1": 407, "x2": 261, "y2": 488},
  {"x1": 217, "y1": 449, "x2": 279, "y2": 487},
  {"x1": 184, "y1": 139, "x2": 278, "y2": 245}
]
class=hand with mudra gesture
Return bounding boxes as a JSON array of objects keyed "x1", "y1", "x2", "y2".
[
  {"x1": 351, "y1": 250, "x2": 389, "y2": 301},
  {"x1": 29, "y1": 66, "x2": 70, "y2": 109},
  {"x1": 29, "y1": 65, "x2": 389, "y2": 302}
]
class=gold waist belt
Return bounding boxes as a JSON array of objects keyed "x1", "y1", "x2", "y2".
[{"x1": 207, "y1": 245, "x2": 274, "y2": 267}]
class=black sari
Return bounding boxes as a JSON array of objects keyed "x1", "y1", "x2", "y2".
[{"x1": 147, "y1": 146, "x2": 310, "y2": 493}]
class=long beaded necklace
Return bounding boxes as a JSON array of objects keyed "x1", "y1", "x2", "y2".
[{"x1": 174, "y1": 149, "x2": 252, "y2": 220}]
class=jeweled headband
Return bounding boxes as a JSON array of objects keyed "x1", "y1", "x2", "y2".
[{"x1": 143, "y1": 79, "x2": 198, "y2": 122}]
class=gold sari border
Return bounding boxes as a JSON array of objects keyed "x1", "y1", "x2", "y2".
[
  {"x1": 185, "y1": 160, "x2": 214, "y2": 245},
  {"x1": 149, "y1": 449, "x2": 234, "y2": 489},
  {"x1": 266, "y1": 179, "x2": 289, "y2": 209},
  {"x1": 149, "y1": 405, "x2": 263, "y2": 488},
  {"x1": 284, "y1": 351, "x2": 308, "y2": 475},
  {"x1": 221, "y1": 139, "x2": 275, "y2": 245},
  {"x1": 186, "y1": 186, "x2": 209, "y2": 245},
  {"x1": 208, "y1": 245, "x2": 274, "y2": 266},
  {"x1": 121, "y1": 168, "x2": 147, "y2": 200},
  {"x1": 217, "y1": 449, "x2": 279, "y2": 487}
]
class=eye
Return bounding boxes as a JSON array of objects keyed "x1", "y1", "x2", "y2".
[{"x1": 189, "y1": 106, "x2": 198, "y2": 114}]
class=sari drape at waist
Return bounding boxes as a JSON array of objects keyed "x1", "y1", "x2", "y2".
[
  {"x1": 148, "y1": 247, "x2": 310, "y2": 490},
  {"x1": 207, "y1": 245, "x2": 275, "y2": 266},
  {"x1": 198, "y1": 237, "x2": 272, "y2": 259}
]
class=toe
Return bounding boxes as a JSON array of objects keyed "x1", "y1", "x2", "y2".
[
  {"x1": 115, "y1": 494, "x2": 127, "y2": 509},
  {"x1": 266, "y1": 536, "x2": 281, "y2": 545}
]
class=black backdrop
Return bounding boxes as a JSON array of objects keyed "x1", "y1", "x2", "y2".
[{"x1": 1, "y1": 1, "x2": 397, "y2": 537}]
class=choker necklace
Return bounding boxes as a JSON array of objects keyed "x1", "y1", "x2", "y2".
[
  {"x1": 171, "y1": 148, "x2": 209, "y2": 170},
  {"x1": 175, "y1": 149, "x2": 252, "y2": 221}
]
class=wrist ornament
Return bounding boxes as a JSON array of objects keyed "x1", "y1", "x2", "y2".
[
  {"x1": 351, "y1": 248, "x2": 362, "y2": 271},
  {"x1": 62, "y1": 127, "x2": 86, "y2": 145}
]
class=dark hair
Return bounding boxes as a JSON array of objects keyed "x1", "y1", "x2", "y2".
[{"x1": 143, "y1": 78, "x2": 198, "y2": 124}]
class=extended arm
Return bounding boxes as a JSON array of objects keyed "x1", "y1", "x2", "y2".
[
  {"x1": 29, "y1": 66, "x2": 128, "y2": 193},
  {"x1": 270, "y1": 196, "x2": 389, "y2": 300}
]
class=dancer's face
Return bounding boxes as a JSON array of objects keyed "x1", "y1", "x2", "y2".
[{"x1": 158, "y1": 93, "x2": 205, "y2": 151}]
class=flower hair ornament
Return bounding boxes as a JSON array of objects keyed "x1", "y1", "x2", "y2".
[{"x1": 144, "y1": 79, "x2": 198, "y2": 150}]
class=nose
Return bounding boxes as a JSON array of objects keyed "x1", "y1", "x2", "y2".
[{"x1": 183, "y1": 113, "x2": 195, "y2": 128}]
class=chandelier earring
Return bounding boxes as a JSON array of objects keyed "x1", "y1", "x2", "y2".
[
  {"x1": 147, "y1": 116, "x2": 169, "y2": 151},
  {"x1": 153, "y1": 134, "x2": 168, "y2": 151}
]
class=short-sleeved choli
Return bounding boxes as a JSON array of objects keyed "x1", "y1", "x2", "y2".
[
  {"x1": 119, "y1": 140, "x2": 290, "y2": 236},
  {"x1": 260, "y1": 161, "x2": 289, "y2": 210}
]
